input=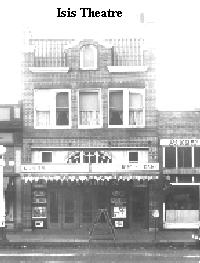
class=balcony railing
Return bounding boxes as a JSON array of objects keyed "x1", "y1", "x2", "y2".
[{"x1": 29, "y1": 39, "x2": 145, "y2": 68}]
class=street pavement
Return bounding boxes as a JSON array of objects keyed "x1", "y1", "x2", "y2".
[{"x1": 0, "y1": 247, "x2": 200, "y2": 262}]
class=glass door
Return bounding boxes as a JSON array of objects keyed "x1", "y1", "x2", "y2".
[
  {"x1": 62, "y1": 188, "x2": 75, "y2": 229},
  {"x1": 47, "y1": 189, "x2": 62, "y2": 229}
]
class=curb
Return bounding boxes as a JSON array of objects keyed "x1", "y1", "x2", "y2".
[{"x1": 0, "y1": 240, "x2": 196, "y2": 249}]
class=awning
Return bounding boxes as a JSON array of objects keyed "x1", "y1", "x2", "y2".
[{"x1": 21, "y1": 173, "x2": 159, "y2": 184}]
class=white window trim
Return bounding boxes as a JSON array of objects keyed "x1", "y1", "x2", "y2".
[
  {"x1": 80, "y1": 45, "x2": 97, "y2": 70},
  {"x1": 34, "y1": 89, "x2": 71, "y2": 129},
  {"x1": 78, "y1": 89, "x2": 102, "y2": 129},
  {"x1": 108, "y1": 88, "x2": 145, "y2": 128}
]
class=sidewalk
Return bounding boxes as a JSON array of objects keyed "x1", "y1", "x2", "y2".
[{"x1": 0, "y1": 228, "x2": 196, "y2": 248}]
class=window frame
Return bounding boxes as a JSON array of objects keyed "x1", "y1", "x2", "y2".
[
  {"x1": 165, "y1": 147, "x2": 176, "y2": 168},
  {"x1": 80, "y1": 44, "x2": 97, "y2": 70},
  {"x1": 177, "y1": 147, "x2": 192, "y2": 168},
  {"x1": 56, "y1": 92, "x2": 69, "y2": 126},
  {"x1": 194, "y1": 147, "x2": 200, "y2": 167},
  {"x1": 164, "y1": 146, "x2": 193, "y2": 168},
  {"x1": 78, "y1": 89, "x2": 102, "y2": 129},
  {"x1": 108, "y1": 88, "x2": 145, "y2": 128},
  {"x1": 34, "y1": 89, "x2": 71, "y2": 129}
]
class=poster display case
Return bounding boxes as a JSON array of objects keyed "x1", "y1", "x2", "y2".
[
  {"x1": 31, "y1": 183, "x2": 47, "y2": 229},
  {"x1": 110, "y1": 190, "x2": 128, "y2": 228}
]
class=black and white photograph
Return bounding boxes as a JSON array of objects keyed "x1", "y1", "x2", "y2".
[{"x1": 1, "y1": 0, "x2": 200, "y2": 262}]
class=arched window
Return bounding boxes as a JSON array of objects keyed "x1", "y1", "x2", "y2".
[{"x1": 80, "y1": 44, "x2": 97, "y2": 70}]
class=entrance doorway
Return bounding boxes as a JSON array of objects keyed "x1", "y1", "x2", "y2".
[
  {"x1": 47, "y1": 187, "x2": 77, "y2": 229},
  {"x1": 132, "y1": 188, "x2": 147, "y2": 228}
]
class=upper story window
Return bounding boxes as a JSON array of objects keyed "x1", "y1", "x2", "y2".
[
  {"x1": 178, "y1": 147, "x2": 192, "y2": 168},
  {"x1": 194, "y1": 147, "x2": 200, "y2": 167},
  {"x1": 129, "y1": 92, "x2": 143, "y2": 125},
  {"x1": 128, "y1": 150, "x2": 148, "y2": 163},
  {"x1": 109, "y1": 88, "x2": 145, "y2": 128},
  {"x1": 42, "y1": 152, "x2": 52, "y2": 163},
  {"x1": 79, "y1": 91, "x2": 100, "y2": 128},
  {"x1": 0, "y1": 108, "x2": 10, "y2": 121},
  {"x1": 80, "y1": 45, "x2": 97, "y2": 70},
  {"x1": 129, "y1": 152, "x2": 138, "y2": 163},
  {"x1": 83, "y1": 151, "x2": 96, "y2": 163},
  {"x1": 67, "y1": 151, "x2": 80, "y2": 164},
  {"x1": 66, "y1": 151, "x2": 112, "y2": 164},
  {"x1": 56, "y1": 92, "x2": 69, "y2": 125},
  {"x1": 34, "y1": 89, "x2": 71, "y2": 129},
  {"x1": 164, "y1": 147, "x2": 192, "y2": 168},
  {"x1": 165, "y1": 147, "x2": 176, "y2": 168},
  {"x1": 109, "y1": 91, "x2": 123, "y2": 125}
]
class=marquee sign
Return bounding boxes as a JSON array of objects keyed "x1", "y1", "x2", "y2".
[
  {"x1": 21, "y1": 162, "x2": 159, "y2": 173},
  {"x1": 160, "y1": 139, "x2": 200, "y2": 146}
]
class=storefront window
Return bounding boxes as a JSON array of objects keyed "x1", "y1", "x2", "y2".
[
  {"x1": 194, "y1": 147, "x2": 200, "y2": 167},
  {"x1": 166, "y1": 187, "x2": 198, "y2": 210},
  {"x1": 50, "y1": 191, "x2": 58, "y2": 223},
  {"x1": 178, "y1": 147, "x2": 192, "y2": 167},
  {"x1": 165, "y1": 147, "x2": 176, "y2": 168},
  {"x1": 82, "y1": 193, "x2": 92, "y2": 223},
  {"x1": 64, "y1": 197, "x2": 74, "y2": 223},
  {"x1": 5, "y1": 191, "x2": 14, "y2": 222}
]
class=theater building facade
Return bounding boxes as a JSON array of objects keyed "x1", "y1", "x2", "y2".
[
  {"x1": 159, "y1": 111, "x2": 200, "y2": 229},
  {"x1": 21, "y1": 37, "x2": 160, "y2": 231}
]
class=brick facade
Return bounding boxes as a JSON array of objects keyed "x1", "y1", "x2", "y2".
[{"x1": 21, "y1": 38, "x2": 160, "y2": 231}]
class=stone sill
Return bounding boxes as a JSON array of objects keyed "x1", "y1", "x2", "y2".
[
  {"x1": 29, "y1": 67, "x2": 69, "y2": 73},
  {"x1": 107, "y1": 66, "x2": 148, "y2": 73}
]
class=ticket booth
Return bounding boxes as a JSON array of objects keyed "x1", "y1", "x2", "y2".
[{"x1": 110, "y1": 190, "x2": 128, "y2": 228}]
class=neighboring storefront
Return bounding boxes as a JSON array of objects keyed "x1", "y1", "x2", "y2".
[
  {"x1": 161, "y1": 138, "x2": 200, "y2": 229},
  {"x1": 0, "y1": 104, "x2": 22, "y2": 230}
]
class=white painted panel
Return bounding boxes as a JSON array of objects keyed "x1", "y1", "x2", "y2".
[
  {"x1": 166, "y1": 210, "x2": 199, "y2": 223},
  {"x1": 139, "y1": 151, "x2": 148, "y2": 163},
  {"x1": 15, "y1": 149, "x2": 21, "y2": 173},
  {"x1": 164, "y1": 222, "x2": 199, "y2": 229},
  {"x1": 112, "y1": 151, "x2": 126, "y2": 164},
  {"x1": 31, "y1": 151, "x2": 41, "y2": 163}
]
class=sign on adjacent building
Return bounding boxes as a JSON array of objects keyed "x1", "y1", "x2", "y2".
[{"x1": 160, "y1": 139, "x2": 200, "y2": 146}]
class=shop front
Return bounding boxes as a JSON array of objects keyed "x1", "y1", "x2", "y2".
[
  {"x1": 21, "y1": 163, "x2": 160, "y2": 231},
  {"x1": 163, "y1": 180, "x2": 200, "y2": 229}
]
